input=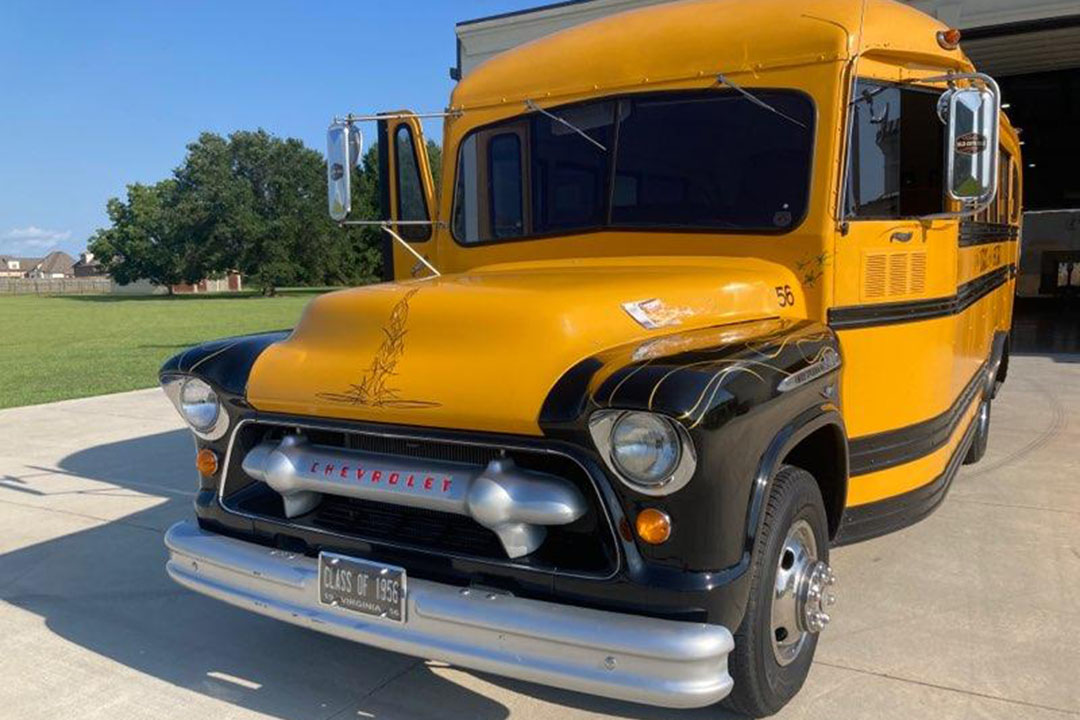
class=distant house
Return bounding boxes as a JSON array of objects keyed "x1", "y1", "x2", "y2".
[
  {"x1": 27, "y1": 251, "x2": 76, "y2": 279},
  {"x1": 0, "y1": 251, "x2": 76, "y2": 279},
  {"x1": 0, "y1": 256, "x2": 40, "y2": 278},
  {"x1": 172, "y1": 272, "x2": 243, "y2": 294},
  {"x1": 72, "y1": 251, "x2": 107, "y2": 278}
]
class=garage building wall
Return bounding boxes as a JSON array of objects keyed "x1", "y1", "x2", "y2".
[{"x1": 456, "y1": 0, "x2": 1080, "y2": 79}]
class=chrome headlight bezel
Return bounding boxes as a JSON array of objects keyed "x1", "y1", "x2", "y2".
[
  {"x1": 588, "y1": 410, "x2": 697, "y2": 496},
  {"x1": 161, "y1": 375, "x2": 230, "y2": 441}
]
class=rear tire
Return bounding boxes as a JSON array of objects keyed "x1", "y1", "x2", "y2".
[
  {"x1": 964, "y1": 399, "x2": 991, "y2": 465},
  {"x1": 723, "y1": 465, "x2": 833, "y2": 718}
]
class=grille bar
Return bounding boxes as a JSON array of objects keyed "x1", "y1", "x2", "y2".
[{"x1": 313, "y1": 496, "x2": 505, "y2": 556}]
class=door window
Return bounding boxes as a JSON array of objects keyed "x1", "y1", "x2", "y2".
[
  {"x1": 845, "y1": 81, "x2": 945, "y2": 219},
  {"x1": 394, "y1": 124, "x2": 431, "y2": 241}
]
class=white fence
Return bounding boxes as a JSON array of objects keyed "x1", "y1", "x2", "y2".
[{"x1": 0, "y1": 278, "x2": 165, "y2": 296}]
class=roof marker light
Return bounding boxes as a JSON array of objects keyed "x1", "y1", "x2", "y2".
[{"x1": 937, "y1": 29, "x2": 962, "y2": 51}]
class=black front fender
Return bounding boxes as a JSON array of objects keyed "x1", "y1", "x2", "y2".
[
  {"x1": 541, "y1": 318, "x2": 845, "y2": 573},
  {"x1": 159, "y1": 330, "x2": 291, "y2": 398}
]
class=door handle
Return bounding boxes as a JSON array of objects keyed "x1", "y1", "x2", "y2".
[{"x1": 890, "y1": 231, "x2": 914, "y2": 243}]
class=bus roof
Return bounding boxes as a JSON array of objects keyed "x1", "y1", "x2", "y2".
[{"x1": 451, "y1": 0, "x2": 974, "y2": 109}]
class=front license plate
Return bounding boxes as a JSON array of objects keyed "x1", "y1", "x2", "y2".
[{"x1": 318, "y1": 552, "x2": 406, "y2": 623}]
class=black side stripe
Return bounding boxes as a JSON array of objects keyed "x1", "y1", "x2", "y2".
[
  {"x1": 959, "y1": 221, "x2": 1020, "y2": 248},
  {"x1": 834, "y1": 407, "x2": 978, "y2": 546},
  {"x1": 847, "y1": 360, "x2": 986, "y2": 476},
  {"x1": 829, "y1": 264, "x2": 1015, "y2": 330}
]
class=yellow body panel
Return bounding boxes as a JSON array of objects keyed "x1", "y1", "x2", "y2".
[
  {"x1": 247, "y1": 0, "x2": 1022, "y2": 512},
  {"x1": 248, "y1": 257, "x2": 802, "y2": 435},
  {"x1": 846, "y1": 393, "x2": 981, "y2": 506}
]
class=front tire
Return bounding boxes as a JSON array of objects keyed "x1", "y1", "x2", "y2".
[{"x1": 724, "y1": 465, "x2": 835, "y2": 718}]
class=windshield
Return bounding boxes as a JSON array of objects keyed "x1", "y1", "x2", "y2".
[{"x1": 452, "y1": 89, "x2": 814, "y2": 244}]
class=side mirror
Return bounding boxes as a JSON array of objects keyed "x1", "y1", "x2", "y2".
[
  {"x1": 327, "y1": 122, "x2": 363, "y2": 221},
  {"x1": 942, "y1": 85, "x2": 999, "y2": 204}
]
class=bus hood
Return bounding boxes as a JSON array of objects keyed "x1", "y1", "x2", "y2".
[{"x1": 246, "y1": 256, "x2": 798, "y2": 435}]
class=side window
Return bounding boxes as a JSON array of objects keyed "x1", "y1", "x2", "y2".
[
  {"x1": 845, "y1": 81, "x2": 945, "y2": 219},
  {"x1": 994, "y1": 150, "x2": 1005, "y2": 223},
  {"x1": 452, "y1": 135, "x2": 477, "y2": 243},
  {"x1": 1011, "y1": 159, "x2": 1021, "y2": 223},
  {"x1": 977, "y1": 148, "x2": 1010, "y2": 224},
  {"x1": 488, "y1": 133, "x2": 524, "y2": 239},
  {"x1": 394, "y1": 125, "x2": 431, "y2": 242}
]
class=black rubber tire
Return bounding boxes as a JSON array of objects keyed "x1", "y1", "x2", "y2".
[
  {"x1": 723, "y1": 465, "x2": 828, "y2": 718},
  {"x1": 964, "y1": 399, "x2": 991, "y2": 465}
]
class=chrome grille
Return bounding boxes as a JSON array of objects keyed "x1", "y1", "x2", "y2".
[{"x1": 219, "y1": 418, "x2": 619, "y2": 577}]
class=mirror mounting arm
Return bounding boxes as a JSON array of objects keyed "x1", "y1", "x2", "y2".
[{"x1": 334, "y1": 110, "x2": 463, "y2": 124}]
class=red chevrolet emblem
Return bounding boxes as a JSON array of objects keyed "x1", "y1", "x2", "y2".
[{"x1": 308, "y1": 459, "x2": 453, "y2": 494}]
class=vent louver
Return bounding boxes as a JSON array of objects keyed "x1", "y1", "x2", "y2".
[{"x1": 862, "y1": 251, "x2": 928, "y2": 300}]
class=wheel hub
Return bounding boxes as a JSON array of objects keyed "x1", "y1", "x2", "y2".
[
  {"x1": 801, "y1": 560, "x2": 838, "y2": 633},
  {"x1": 770, "y1": 520, "x2": 837, "y2": 666}
]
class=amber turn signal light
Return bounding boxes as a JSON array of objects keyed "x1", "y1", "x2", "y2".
[
  {"x1": 196, "y1": 448, "x2": 219, "y2": 477},
  {"x1": 937, "y1": 28, "x2": 962, "y2": 50},
  {"x1": 635, "y1": 508, "x2": 672, "y2": 545}
]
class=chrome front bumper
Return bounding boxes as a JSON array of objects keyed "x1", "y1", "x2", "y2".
[{"x1": 164, "y1": 521, "x2": 734, "y2": 708}]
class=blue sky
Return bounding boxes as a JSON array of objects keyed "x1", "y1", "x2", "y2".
[{"x1": 0, "y1": 0, "x2": 541, "y2": 258}]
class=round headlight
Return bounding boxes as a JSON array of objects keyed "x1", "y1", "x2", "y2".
[
  {"x1": 610, "y1": 412, "x2": 681, "y2": 487},
  {"x1": 180, "y1": 378, "x2": 220, "y2": 432}
]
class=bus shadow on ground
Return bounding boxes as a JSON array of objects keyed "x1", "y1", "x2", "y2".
[{"x1": 0, "y1": 429, "x2": 734, "y2": 720}]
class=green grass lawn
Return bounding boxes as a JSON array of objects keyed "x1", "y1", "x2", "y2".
[{"x1": 0, "y1": 290, "x2": 330, "y2": 409}]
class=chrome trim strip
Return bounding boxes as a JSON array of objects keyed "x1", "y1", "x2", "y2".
[
  {"x1": 216, "y1": 417, "x2": 623, "y2": 580},
  {"x1": 166, "y1": 520, "x2": 734, "y2": 709},
  {"x1": 777, "y1": 347, "x2": 842, "y2": 392}
]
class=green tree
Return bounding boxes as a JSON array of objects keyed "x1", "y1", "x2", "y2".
[
  {"x1": 166, "y1": 129, "x2": 382, "y2": 294},
  {"x1": 90, "y1": 127, "x2": 440, "y2": 295},
  {"x1": 88, "y1": 180, "x2": 191, "y2": 292}
]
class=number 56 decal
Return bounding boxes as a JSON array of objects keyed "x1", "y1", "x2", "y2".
[{"x1": 775, "y1": 285, "x2": 796, "y2": 307}]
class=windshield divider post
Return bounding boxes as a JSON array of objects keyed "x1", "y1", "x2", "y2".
[{"x1": 604, "y1": 100, "x2": 624, "y2": 226}]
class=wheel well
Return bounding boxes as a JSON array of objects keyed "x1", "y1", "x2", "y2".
[{"x1": 783, "y1": 424, "x2": 847, "y2": 538}]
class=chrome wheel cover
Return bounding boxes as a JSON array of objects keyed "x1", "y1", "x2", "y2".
[{"x1": 770, "y1": 519, "x2": 837, "y2": 667}]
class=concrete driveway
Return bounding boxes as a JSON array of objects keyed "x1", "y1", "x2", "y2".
[{"x1": 0, "y1": 352, "x2": 1077, "y2": 719}]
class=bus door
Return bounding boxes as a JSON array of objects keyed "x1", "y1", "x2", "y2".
[{"x1": 832, "y1": 79, "x2": 961, "y2": 457}]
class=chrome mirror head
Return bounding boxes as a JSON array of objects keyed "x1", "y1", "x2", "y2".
[
  {"x1": 943, "y1": 85, "x2": 999, "y2": 204},
  {"x1": 327, "y1": 122, "x2": 361, "y2": 221}
]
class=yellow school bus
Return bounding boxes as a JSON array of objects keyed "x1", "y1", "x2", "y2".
[{"x1": 160, "y1": 0, "x2": 1021, "y2": 715}]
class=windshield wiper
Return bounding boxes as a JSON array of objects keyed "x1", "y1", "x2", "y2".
[
  {"x1": 715, "y1": 74, "x2": 808, "y2": 129},
  {"x1": 525, "y1": 99, "x2": 608, "y2": 151}
]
